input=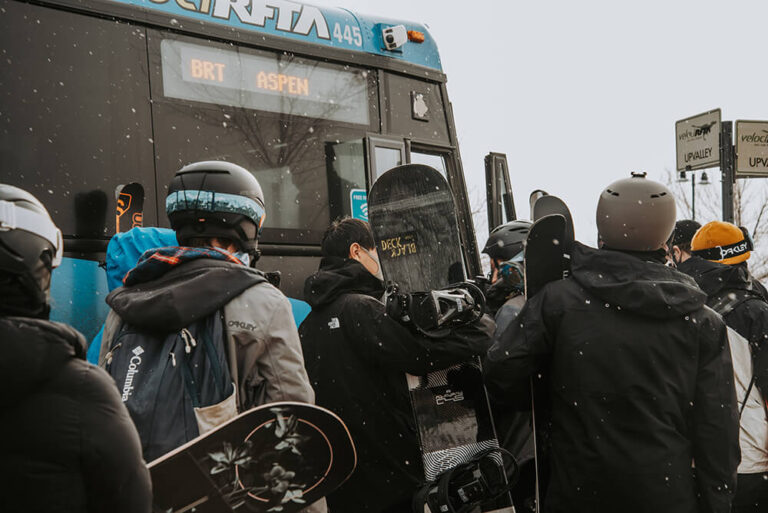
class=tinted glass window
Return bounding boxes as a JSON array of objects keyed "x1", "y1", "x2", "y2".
[
  {"x1": 410, "y1": 151, "x2": 447, "y2": 178},
  {"x1": 148, "y1": 31, "x2": 376, "y2": 244},
  {"x1": 374, "y1": 147, "x2": 403, "y2": 180},
  {"x1": 0, "y1": 0, "x2": 155, "y2": 240}
]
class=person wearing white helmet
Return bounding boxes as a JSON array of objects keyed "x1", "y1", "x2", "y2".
[
  {"x1": 485, "y1": 173, "x2": 739, "y2": 513},
  {"x1": 0, "y1": 184, "x2": 151, "y2": 512}
]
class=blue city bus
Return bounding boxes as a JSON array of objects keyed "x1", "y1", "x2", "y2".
[{"x1": 0, "y1": 0, "x2": 516, "y2": 340}]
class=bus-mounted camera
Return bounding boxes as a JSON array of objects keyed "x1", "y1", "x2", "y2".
[{"x1": 382, "y1": 25, "x2": 407, "y2": 51}]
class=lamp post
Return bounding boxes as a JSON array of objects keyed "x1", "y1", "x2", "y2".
[{"x1": 678, "y1": 170, "x2": 711, "y2": 221}]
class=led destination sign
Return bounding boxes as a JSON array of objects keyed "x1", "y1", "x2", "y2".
[{"x1": 162, "y1": 40, "x2": 369, "y2": 125}]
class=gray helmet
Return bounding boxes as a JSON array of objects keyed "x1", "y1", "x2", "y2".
[
  {"x1": 482, "y1": 220, "x2": 532, "y2": 261},
  {"x1": 0, "y1": 184, "x2": 63, "y2": 317},
  {"x1": 596, "y1": 172, "x2": 676, "y2": 251}
]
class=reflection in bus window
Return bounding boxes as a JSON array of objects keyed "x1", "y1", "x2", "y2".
[
  {"x1": 326, "y1": 140, "x2": 366, "y2": 221},
  {"x1": 0, "y1": 0, "x2": 155, "y2": 238},
  {"x1": 149, "y1": 32, "x2": 376, "y2": 245},
  {"x1": 410, "y1": 151, "x2": 447, "y2": 178},
  {"x1": 497, "y1": 166, "x2": 513, "y2": 224}
]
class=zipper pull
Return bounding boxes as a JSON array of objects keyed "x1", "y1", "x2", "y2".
[
  {"x1": 104, "y1": 343, "x2": 122, "y2": 366},
  {"x1": 169, "y1": 352, "x2": 177, "y2": 367},
  {"x1": 180, "y1": 329, "x2": 197, "y2": 354}
]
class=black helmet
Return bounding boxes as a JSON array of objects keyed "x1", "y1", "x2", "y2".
[
  {"x1": 596, "y1": 172, "x2": 676, "y2": 251},
  {"x1": 669, "y1": 219, "x2": 701, "y2": 249},
  {"x1": 482, "y1": 220, "x2": 532, "y2": 261},
  {"x1": 166, "y1": 161, "x2": 266, "y2": 262},
  {"x1": 0, "y1": 184, "x2": 63, "y2": 317}
]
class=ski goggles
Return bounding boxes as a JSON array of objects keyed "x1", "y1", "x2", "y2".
[
  {"x1": 166, "y1": 189, "x2": 267, "y2": 233},
  {"x1": 691, "y1": 228, "x2": 754, "y2": 262},
  {"x1": 496, "y1": 250, "x2": 525, "y2": 288},
  {"x1": 0, "y1": 199, "x2": 63, "y2": 268}
]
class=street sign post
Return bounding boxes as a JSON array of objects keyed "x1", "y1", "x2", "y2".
[
  {"x1": 676, "y1": 109, "x2": 722, "y2": 171},
  {"x1": 735, "y1": 120, "x2": 768, "y2": 177}
]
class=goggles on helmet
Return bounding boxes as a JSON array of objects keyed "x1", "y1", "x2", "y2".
[
  {"x1": 0, "y1": 199, "x2": 63, "y2": 268},
  {"x1": 166, "y1": 189, "x2": 266, "y2": 234}
]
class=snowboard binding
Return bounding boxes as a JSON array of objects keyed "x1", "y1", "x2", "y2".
[
  {"x1": 412, "y1": 447, "x2": 519, "y2": 513},
  {"x1": 384, "y1": 281, "x2": 486, "y2": 338}
]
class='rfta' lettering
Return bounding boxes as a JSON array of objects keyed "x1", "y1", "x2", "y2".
[{"x1": 209, "y1": 0, "x2": 330, "y2": 39}]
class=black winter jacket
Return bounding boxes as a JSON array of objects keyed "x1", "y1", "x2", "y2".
[
  {"x1": 0, "y1": 317, "x2": 151, "y2": 513},
  {"x1": 299, "y1": 257, "x2": 493, "y2": 513},
  {"x1": 484, "y1": 243, "x2": 739, "y2": 513},
  {"x1": 678, "y1": 257, "x2": 768, "y2": 402}
]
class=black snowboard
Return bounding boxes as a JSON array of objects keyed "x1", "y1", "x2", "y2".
[
  {"x1": 524, "y1": 202, "x2": 573, "y2": 513},
  {"x1": 149, "y1": 402, "x2": 356, "y2": 513},
  {"x1": 525, "y1": 215, "x2": 568, "y2": 299},
  {"x1": 116, "y1": 182, "x2": 144, "y2": 233},
  {"x1": 369, "y1": 164, "x2": 512, "y2": 511},
  {"x1": 531, "y1": 195, "x2": 574, "y2": 244}
]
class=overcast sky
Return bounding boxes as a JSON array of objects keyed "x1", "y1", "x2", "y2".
[{"x1": 313, "y1": 0, "x2": 768, "y2": 245}]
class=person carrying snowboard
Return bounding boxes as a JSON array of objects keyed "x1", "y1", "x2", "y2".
[
  {"x1": 98, "y1": 161, "x2": 315, "y2": 461},
  {"x1": 484, "y1": 173, "x2": 739, "y2": 513},
  {"x1": 299, "y1": 217, "x2": 494, "y2": 513},
  {"x1": 677, "y1": 221, "x2": 768, "y2": 511},
  {"x1": 0, "y1": 185, "x2": 151, "y2": 513}
]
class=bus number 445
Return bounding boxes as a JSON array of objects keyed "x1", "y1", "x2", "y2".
[{"x1": 333, "y1": 23, "x2": 362, "y2": 47}]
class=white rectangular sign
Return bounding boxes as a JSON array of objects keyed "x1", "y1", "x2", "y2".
[
  {"x1": 675, "y1": 109, "x2": 721, "y2": 171},
  {"x1": 736, "y1": 120, "x2": 768, "y2": 177}
]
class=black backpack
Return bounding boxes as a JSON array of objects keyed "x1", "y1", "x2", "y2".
[{"x1": 104, "y1": 311, "x2": 234, "y2": 462}]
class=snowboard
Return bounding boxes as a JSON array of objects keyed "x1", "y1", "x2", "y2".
[
  {"x1": 531, "y1": 195, "x2": 574, "y2": 245},
  {"x1": 524, "y1": 199, "x2": 574, "y2": 513},
  {"x1": 149, "y1": 402, "x2": 356, "y2": 513},
  {"x1": 368, "y1": 164, "x2": 513, "y2": 512},
  {"x1": 116, "y1": 182, "x2": 144, "y2": 233},
  {"x1": 525, "y1": 215, "x2": 568, "y2": 299}
]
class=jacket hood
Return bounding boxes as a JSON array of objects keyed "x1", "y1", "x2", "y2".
[
  {"x1": 570, "y1": 242, "x2": 707, "y2": 318},
  {"x1": 106, "y1": 258, "x2": 266, "y2": 332},
  {"x1": 304, "y1": 257, "x2": 384, "y2": 308},
  {"x1": 0, "y1": 317, "x2": 86, "y2": 407},
  {"x1": 677, "y1": 256, "x2": 753, "y2": 297}
]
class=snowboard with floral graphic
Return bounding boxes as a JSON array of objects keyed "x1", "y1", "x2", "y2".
[{"x1": 149, "y1": 402, "x2": 356, "y2": 512}]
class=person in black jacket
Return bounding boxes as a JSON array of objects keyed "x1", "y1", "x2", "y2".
[
  {"x1": 485, "y1": 174, "x2": 740, "y2": 513},
  {"x1": 666, "y1": 219, "x2": 700, "y2": 267},
  {"x1": 481, "y1": 220, "x2": 536, "y2": 511},
  {"x1": 680, "y1": 221, "x2": 768, "y2": 512},
  {"x1": 0, "y1": 185, "x2": 151, "y2": 513},
  {"x1": 299, "y1": 217, "x2": 493, "y2": 513}
]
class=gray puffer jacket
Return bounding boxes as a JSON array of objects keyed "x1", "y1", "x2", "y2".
[{"x1": 100, "y1": 257, "x2": 314, "y2": 411}]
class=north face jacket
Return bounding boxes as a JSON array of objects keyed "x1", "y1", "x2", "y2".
[
  {"x1": 0, "y1": 317, "x2": 151, "y2": 513},
  {"x1": 299, "y1": 257, "x2": 494, "y2": 513},
  {"x1": 485, "y1": 243, "x2": 740, "y2": 513},
  {"x1": 100, "y1": 256, "x2": 314, "y2": 411}
]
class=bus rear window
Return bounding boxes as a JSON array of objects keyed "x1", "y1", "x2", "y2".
[{"x1": 161, "y1": 40, "x2": 370, "y2": 126}]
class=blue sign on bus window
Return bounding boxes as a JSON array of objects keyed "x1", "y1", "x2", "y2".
[{"x1": 350, "y1": 189, "x2": 368, "y2": 221}]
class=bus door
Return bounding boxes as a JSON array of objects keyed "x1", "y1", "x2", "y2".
[
  {"x1": 485, "y1": 152, "x2": 516, "y2": 231},
  {"x1": 365, "y1": 135, "x2": 406, "y2": 183}
]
